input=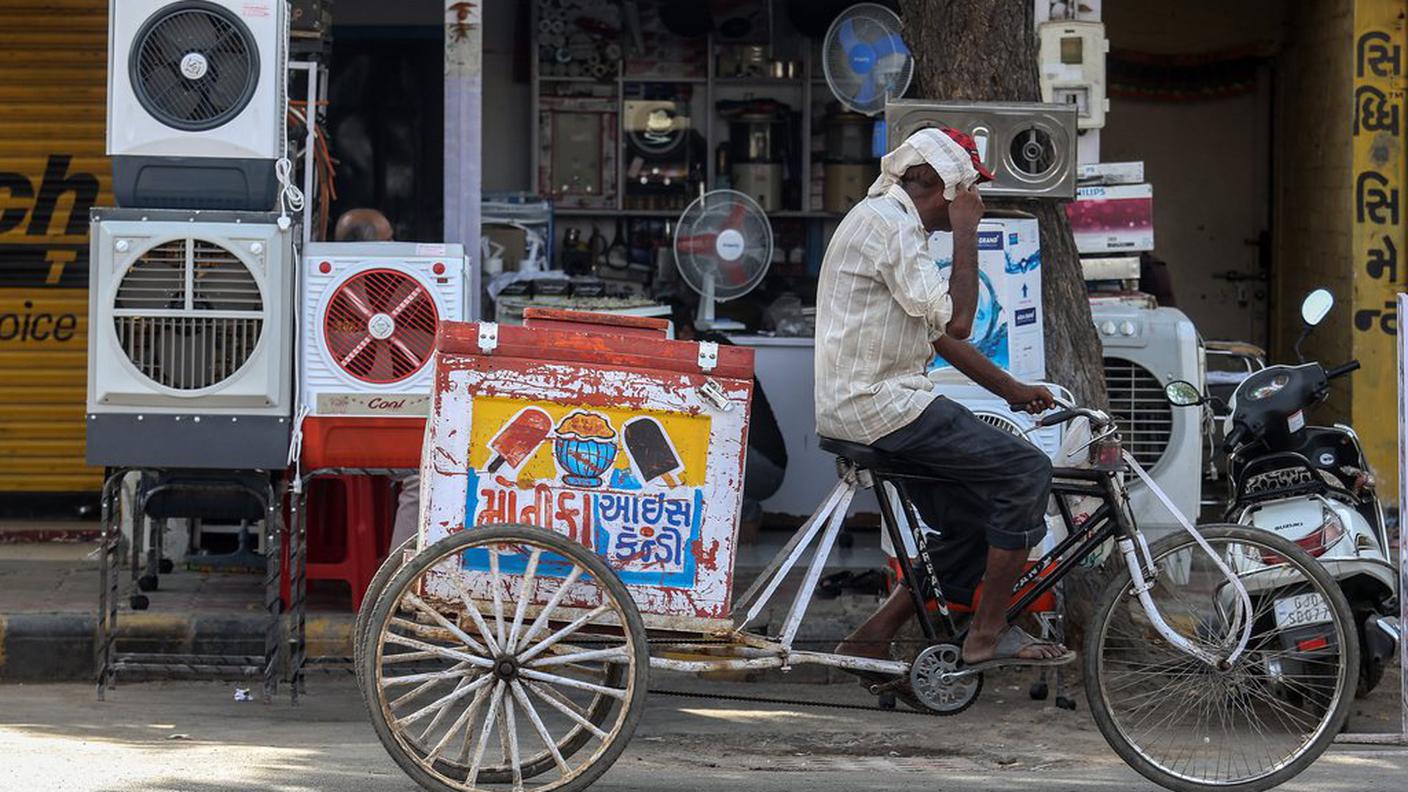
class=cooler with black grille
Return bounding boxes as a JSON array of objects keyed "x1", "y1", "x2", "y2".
[
  {"x1": 107, "y1": 0, "x2": 288, "y2": 209},
  {"x1": 298, "y1": 242, "x2": 467, "y2": 469}
]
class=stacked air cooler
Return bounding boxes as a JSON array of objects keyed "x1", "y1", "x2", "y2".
[
  {"x1": 88, "y1": 0, "x2": 295, "y2": 469},
  {"x1": 1089, "y1": 299, "x2": 1204, "y2": 539},
  {"x1": 88, "y1": 1, "x2": 474, "y2": 473},
  {"x1": 298, "y1": 243, "x2": 469, "y2": 469}
]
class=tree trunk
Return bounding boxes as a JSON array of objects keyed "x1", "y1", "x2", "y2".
[{"x1": 897, "y1": 0, "x2": 1108, "y2": 410}]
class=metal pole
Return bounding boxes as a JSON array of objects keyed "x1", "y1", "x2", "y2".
[{"x1": 443, "y1": 1, "x2": 482, "y2": 317}]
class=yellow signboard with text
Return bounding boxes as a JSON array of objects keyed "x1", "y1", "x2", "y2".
[
  {"x1": 0, "y1": 2, "x2": 108, "y2": 493},
  {"x1": 1352, "y1": 0, "x2": 1406, "y2": 500}
]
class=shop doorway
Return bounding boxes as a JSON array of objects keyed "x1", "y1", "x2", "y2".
[
  {"x1": 326, "y1": 27, "x2": 445, "y2": 242},
  {"x1": 1102, "y1": 68, "x2": 1274, "y2": 349}
]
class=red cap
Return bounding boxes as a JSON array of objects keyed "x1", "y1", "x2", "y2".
[{"x1": 940, "y1": 127, "x2": 996, "y2": 183}]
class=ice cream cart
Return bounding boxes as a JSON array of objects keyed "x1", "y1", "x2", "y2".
[{"x1": 352, "y1": 308, "x2": 1363, "y2": 792}]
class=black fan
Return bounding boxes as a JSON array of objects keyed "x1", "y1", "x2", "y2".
[
  {"x1": 131, "y1": 1, "x2": 260, "y2": 131},
  {"x1": 1010, "y1": 127, "x2": 1057, "y2": 177}
]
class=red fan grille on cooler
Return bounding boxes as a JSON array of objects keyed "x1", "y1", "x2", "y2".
[{"x1": 322, "y1": 268, "x2": 440, "y2": 384}]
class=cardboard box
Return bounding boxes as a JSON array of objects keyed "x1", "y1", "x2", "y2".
[
  {"x1": 1067, "y1": 183, "x2": 1155, "y2": 254},
  {"x1": 928, "y1": 211, "x2": 1046, "y2": 381},
  {"x1": 1077, "y1": 161, "x2": 1144, "y2": 185}
]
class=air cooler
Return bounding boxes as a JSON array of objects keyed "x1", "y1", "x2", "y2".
[
  {"x1": 107, "y1": 0, "x2": 288, "y2": 210},
  {"x1": 299, "y1": 242, "x2": 468, "y2": 469},
  {"x1": 86, "y1": 208, "x2": 294, "y2": 469},
  {"x1": 1090, "y1": 299, "x2": 1205, "y2": 538}
]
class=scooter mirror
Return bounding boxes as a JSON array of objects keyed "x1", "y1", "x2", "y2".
[
  {"x1": 1165, "y1": 380, "x2": 1203, "y2": 407},
  {"x1": 1301, "y1": 289, "x2": 1334, "y2": 326}
]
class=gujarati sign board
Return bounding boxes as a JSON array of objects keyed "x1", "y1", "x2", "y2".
[
  {"x1": 1352, "y1": 0, "x2": 1406, "y2": 501},
  {"x1": 420, "y1": 310, "x2": 753, "y2": 632}
]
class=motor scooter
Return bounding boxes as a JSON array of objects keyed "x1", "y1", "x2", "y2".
[{"x1": 1166, "y1": 288, "x2": 1399, "y2": 698}]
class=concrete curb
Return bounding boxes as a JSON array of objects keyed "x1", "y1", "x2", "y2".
[
  {"x1": 0, "y1": 597, "x2": 873, "y2": 684},
  {"x1": 0, "y1": 528, "x2": 102, "y2": 544}
]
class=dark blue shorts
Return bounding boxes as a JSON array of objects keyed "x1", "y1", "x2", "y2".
[{"x1": 873, "y1": 396, "x2": 1053, "y2": 600}]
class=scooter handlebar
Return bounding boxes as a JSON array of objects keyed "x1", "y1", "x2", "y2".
[
  {"x1": 1325, "y1": 360, "x2": 1360, "y2": 380},
  {"x1": 1222, "y1": 423, "x2": 1249, "y2": 453}
]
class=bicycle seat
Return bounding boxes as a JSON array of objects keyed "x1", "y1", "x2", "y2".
[{"x1": 818, "y1": 436, "x2": 903, "y2": 473}]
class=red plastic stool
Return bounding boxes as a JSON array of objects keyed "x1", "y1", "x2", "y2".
[{"x1": 298, "y1": 476, "x2": 386, "y2": 612}]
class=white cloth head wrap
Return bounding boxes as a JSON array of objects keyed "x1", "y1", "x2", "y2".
[{"x1": 867, "y1": 127, "x2": 982, "y2": 201}]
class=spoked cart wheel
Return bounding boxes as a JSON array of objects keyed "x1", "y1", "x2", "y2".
[
  {"x1": 356, "y1": 536, "x2": 415, "y2": 693},
  {"x1": 1085, "y1": 525, "x2": 1358, "y2": 792},
  {"x1": 360, "y1": 524, "x2": 649, "y2": 792}
]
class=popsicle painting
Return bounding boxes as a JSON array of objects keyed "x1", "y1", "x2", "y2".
[
  {"x1": 484, "y1": 406, "x2": 552, "y2": 473},
  {"x1": 624, "y1": 416, "x2": 684, "y2": 487}
]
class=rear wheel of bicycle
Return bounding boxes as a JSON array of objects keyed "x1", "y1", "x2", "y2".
[
  {"x1": 361, "y1": 524, "x2": 648, "y2": 792},
  {"x1": 1085, "y1": 525, "x2": 1357, "y2": 792}
]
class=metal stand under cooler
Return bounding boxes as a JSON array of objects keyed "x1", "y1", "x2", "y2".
[{"x1": 95, "y1": 468, "x2": 285, "y2": 703}]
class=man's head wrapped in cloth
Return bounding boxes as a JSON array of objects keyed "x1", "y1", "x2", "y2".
[{"x1": 869, "y1": 126, "x2": 995, "y2": 232}]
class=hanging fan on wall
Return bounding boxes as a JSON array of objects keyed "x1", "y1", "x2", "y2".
[
  {"x1": 322, "y1": 268, "x2": 440, "y2": 384},
  {"x1": 673, "y1": 189, "x2": 773, "y2": 331}
]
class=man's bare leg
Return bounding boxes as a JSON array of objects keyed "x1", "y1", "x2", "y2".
[
  {"x1": 962, "y1": 546, "x2": 1066, "y2": 663},
  {"x1": 834, "y1": 585, "x2": 914, "y2": 660}
]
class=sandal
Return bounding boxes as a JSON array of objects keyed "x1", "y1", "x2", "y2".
[{"x1": 960, "y1": 625, "x2": 1075, "y2": 672}]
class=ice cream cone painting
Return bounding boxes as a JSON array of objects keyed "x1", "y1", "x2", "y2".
[{"x1": 552, "y1": 411, "x2": 618, "y2": 488}]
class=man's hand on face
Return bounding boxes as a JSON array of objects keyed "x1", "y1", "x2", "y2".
[
  {"x1": 1004, "y1": 382, "x2": 1056, "y2": 415},
  {"x1": 948, "y1": 183, "x2": 985, "y2": 237}
]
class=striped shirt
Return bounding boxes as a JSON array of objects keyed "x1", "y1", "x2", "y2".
[{"x1": 814, "y1": 184, "x2": 952, "y2": 444}]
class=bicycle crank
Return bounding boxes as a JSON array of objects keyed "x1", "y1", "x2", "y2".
[{"x1": 910, "y1": 643, "x2": 983, "y2": 715}]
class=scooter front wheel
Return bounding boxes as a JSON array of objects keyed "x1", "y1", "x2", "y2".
[{"x1": 1084, "y1": 525, "x2": 1358, "y2": 792}]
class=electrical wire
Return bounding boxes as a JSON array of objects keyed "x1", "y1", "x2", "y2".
[{"x1": 275, "y1": 156, "x2": 305, "y2": 231}]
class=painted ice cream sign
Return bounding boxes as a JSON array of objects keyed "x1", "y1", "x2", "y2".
[
  {"x1": 463, "y1": 398, "x2": 712, "y2": 589},
  {"x1": 421, "y1": 315, "x2": 752, "y2": 629}
]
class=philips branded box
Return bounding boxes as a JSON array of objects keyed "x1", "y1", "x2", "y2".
[
  {"x1": 927, "y1": 211, "x2": 1046, "y2": 382},
  {"x1": 1066, "y1": 183, "x2": 1155, "y2": 254}
]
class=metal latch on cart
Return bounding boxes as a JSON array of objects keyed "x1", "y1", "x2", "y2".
[
  {"x1": 698, "y1": 378, "x2": 733, "y2": 412},
  {"x1": 478, "y1": 322, "x2": 499, "y2": 354},
  {"x1": 696, "y1": 341, "x2": 719, "y2": 372}
]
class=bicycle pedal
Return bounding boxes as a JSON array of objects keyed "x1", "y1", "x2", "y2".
[{"x1": 867, "y1": 677, "x2": 908, "y2": 695}]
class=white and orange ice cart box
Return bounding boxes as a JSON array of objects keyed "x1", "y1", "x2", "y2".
[{"x1": 418, "y1": 309, "x2": 754, "y2": 631}]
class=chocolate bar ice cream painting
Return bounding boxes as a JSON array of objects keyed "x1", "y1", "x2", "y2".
[{"x1": 623, "y1": 416, "x2": 684, "y2": 488}]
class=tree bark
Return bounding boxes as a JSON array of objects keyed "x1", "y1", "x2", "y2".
[{"x1": 897, "y1": 0, "x2": 1108, "y2": 410}]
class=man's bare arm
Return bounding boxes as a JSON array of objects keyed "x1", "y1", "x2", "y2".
[
  {"x1": 943, "y1": 185, "x2": 984, "y2": 340},
  {"x1": 946, "y1": 231, "x2": 978, "y2": 340},
  {"x1": 932, "y1": 334, "x2": 1056, "y2": 414}
]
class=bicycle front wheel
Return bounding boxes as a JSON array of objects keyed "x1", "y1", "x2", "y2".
[{"x1": 1085, "y1": 525, "x2": 1358, "y2": 792}]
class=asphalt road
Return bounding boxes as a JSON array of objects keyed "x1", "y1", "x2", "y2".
[{"x1": 1, "y1": 677, "x2": 1404, "y2": 791}]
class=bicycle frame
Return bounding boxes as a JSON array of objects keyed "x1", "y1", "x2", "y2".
[
  {"x1": 719, "y1": 451, "x2": 1252, "y2": 677},
  {"x1": 873, "y1": 465, "x2": 1129, "y2": 647}
]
